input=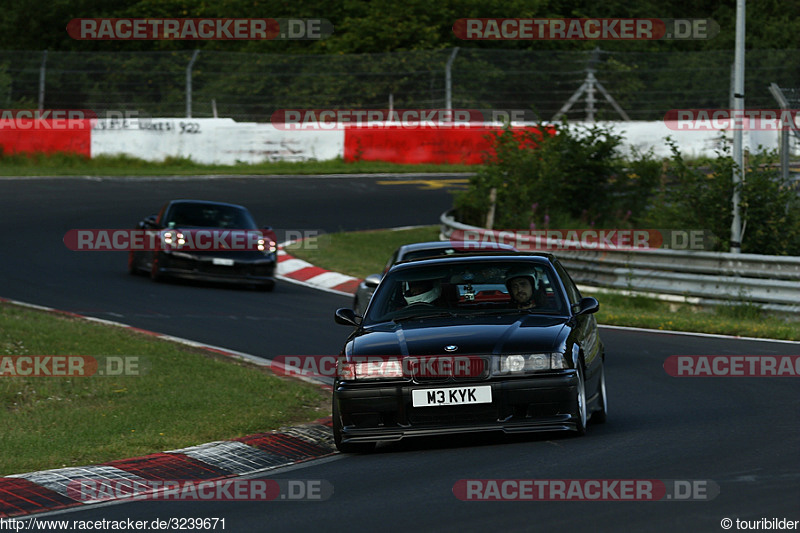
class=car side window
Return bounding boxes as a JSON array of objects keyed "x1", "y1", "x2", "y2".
[{"x1": 554, "y1": 261, "x2": 581, "y2": 305}]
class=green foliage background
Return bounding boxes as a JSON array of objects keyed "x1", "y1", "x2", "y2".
[
  {"x1": 1, "y1": 0, "x2": 797, "y2": 52},
  {"x1": 454, "y1": 124, "x2": 800, "y2": 256}
]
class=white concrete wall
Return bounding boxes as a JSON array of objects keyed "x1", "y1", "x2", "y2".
[
  {"x1": 90, "y1": 118, "x2": 345, "y2": 164},
  {"x1": 590, "y1": 121, "x2": 795, "y2": 159},
  {"x1": 89, "y1": 117, "x2": 796, "y2": 164}
]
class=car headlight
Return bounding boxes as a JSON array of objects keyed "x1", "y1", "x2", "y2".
[
  {"x1": 163, "y1": 230, "x2": 185, "y2": 247},
  {"x1": 257, "y1": 236, "x2": 277, "y2": 253},
  {"x1": 337, "y1": 357, "x2": 404, "y2": 381},
  {"x1": 495, "y1": 353, "x2": 567, "y2": 375}
]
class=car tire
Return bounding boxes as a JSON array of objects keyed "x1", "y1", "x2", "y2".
[
  {"x1": 592, "y1": 362, "x2": 608, "y2": 425},
  {"x1": 572, "y1": 359, "x2": 588, "y2": 436},
  {"x1": 353, "y1": 297, "x2": 362, "y2": 316},
  {"x1": 150, "y1": 255, "x2": 163, "y2": 282},
  {"x1": 128, "y1": 252, "x2": 140, "y2": 275},
  {"x1": 333, "y1": 396, "x2": 375, "y2": 454},
  {"x1": 259, "y1": 282, "x2": 275, "y2": 292}
]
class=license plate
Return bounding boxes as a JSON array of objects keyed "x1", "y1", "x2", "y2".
[
  {"x1": 212, "y1": 258, "x2": 234, "y2": 266},
  {"x1": 412, "y1": 385, "x2": 492, "y2": 407}
]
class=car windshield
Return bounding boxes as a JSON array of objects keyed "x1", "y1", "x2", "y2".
[
  {"x1": 164, "y1": 203, "x2": 257, "y2": 229},
  {"x1": 364, "y1": 260, "x2": 568, "y2": 324}
]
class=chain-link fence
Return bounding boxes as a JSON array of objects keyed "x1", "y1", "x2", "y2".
[{"x1": 0, "y1": 48, "x2": 798, "y2": 122}]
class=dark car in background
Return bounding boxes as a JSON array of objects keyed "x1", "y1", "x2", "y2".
[
  {"x1": 353, "y1": 240, "x2": 518, "y2": 315},
  {"x1": 128, "y1": 199, "x2": 278, "y2": 291},
  {"x1": 333, "y1": 253, "x2": 607, "y2": 453}
]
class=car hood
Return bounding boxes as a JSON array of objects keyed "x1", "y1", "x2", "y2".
[{"x1": 349, "y1": 314, "x2": 570, "y2": 356}]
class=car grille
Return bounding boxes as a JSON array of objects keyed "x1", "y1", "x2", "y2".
[
  {"x1": 170, "y1": 258, "x2": 273, "y2": 277},
  {"x1": 410, "y1": 356, "x2": 490, "y2": 384}
]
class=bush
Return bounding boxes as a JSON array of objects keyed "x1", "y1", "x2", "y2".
[
  {"x1": 645, "y1": 140, "x2": 800, "y2": 255},
  {"x1": 453, "y1": 122, "x2": 660, "y2": 229}
]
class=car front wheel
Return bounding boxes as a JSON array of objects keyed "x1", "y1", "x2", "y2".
[
  {"x1": 150, "y1": 254, "x2": 163, "y2": 282},
  {"x1": 592, "y1": 362, "x2": 608, "y2": 424},
  {"x1": 572, "y1": 360, "x2": 587, "y2": 435}
]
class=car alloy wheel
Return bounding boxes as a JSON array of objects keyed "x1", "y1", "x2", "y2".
[
  {"x1": 573, "y1": 360, "x2": 587, "y2": 435},
  {"x1": 592, "y1": 362, "x2": 608, "y2": 424}
]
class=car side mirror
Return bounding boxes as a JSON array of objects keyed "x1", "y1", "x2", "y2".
[
  {"x1": 364, "y1": 274, "x2": 382, "y2": 289},
  {"x1": 142, "y1": 214, "x2": 158, "y2": 228},
  {"x1": 574, "y1": 297, "x2": 599, "y2": 316},
  {"x1": 335, "y1": 308, "x2": 361, "y2": 326}
]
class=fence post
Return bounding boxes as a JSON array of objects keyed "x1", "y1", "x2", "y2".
[
  {"x1": 38, "y1": 50, "x2": 47, "y2": 112},
  {"x1": 186, "y1": 49, "x2": 200, "y2": 118},
  {"x1": 769, "y1": 83, "x2": 791, "y2": 183},
  {"x1": 445, "y1": 47, "x2": 459, "y2": 112}
]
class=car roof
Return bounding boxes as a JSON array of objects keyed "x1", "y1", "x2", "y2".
[
  {"x1": 397, "y1": 240, "x2": 517, "y2": 255},
  {"x1": 167, "y1": 199, "x2": 249, "y2": 210},
  {"x1": 391, "y1": 252, "x2": 556, "y2": 271}
]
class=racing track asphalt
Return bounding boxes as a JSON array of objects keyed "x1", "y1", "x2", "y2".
[
  {"x1": 2, "y1": 175, "x2": 799, "y2": 532},
  {"x1": 0, "y1": 174, "x2": 459, "y2": 357}
]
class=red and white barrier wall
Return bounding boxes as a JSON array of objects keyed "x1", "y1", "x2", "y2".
[
  {"x1": 0, "y1": 117, "x2": 793, "y2": 164},
  {"x1": 0, "y1": 118, "x2": 93, "y2": 157}
]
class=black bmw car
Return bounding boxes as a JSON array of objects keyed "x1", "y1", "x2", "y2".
[
  {"x1": 333, "y1": 253, "x2": 607, "y2": 453},
  {"x1": 128, "y1": 199, "x2": 277, "y2": 291}
]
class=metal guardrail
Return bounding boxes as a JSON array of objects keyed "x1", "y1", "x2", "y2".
[{"x1": 440, "y1": 210, "x2": 800, "y2": 314}]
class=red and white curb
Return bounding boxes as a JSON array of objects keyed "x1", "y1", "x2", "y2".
[
  {"x1": 276, "y1": 247, "x2": 361, "y2": 296},
  {"x1": 1, "y1": 420, "x2": 335, "y2": 517},
  {"x1": 0, "y1": 296, "x2": 336, "y2": 518}
]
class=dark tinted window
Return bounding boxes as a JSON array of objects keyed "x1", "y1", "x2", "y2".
[
  {"x1": 164, "y1": 203, "x2": 257, "y2": 229},
  {"x1": 365, "y1": 260, "x2": 568, "y2": 323}
]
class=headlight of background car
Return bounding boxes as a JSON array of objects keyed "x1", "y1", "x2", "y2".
[
  {"x1": 257, "y1": 236, "x2": 277, "y2": 254},
  {"x1": 163, "y1": 230, "x2": 185, "y2": 247},
  {"x1": 494, "y1": 353, "x2": 566, "y2": 375}
]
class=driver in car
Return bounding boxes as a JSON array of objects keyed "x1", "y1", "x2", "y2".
[
  {"x1": 506, "y1": 271, "x2": 546, "y2": 309},
  {"x1": 403, "y1": 279, "x2": 445, "y2": 306}
]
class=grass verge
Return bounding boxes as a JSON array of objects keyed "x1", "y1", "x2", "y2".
[
  {"x1": 0, "y1": 152, "x2": 475, "y2": 176},
  {"x1": 285, "y1": 225, "x2": 442, "y2": 280},
  {"x1": 0, "y1": 302, "x2": 330, "y2": 476},
  {"x1": 286, "y1": 225, "x2": 800, "y2": 341}
]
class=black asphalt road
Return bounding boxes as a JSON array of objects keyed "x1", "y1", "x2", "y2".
[
  {"x1": 34, "y1": 330, "x2": 800, "y2": 532},
  {"x1": 0, "y1": 175, "x2": 459, "y2": 357},
  {"x1": 4, "y1": 176, "x2": 800, "y2": 532}
]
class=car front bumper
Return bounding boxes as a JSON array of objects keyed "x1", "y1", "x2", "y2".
[
  {"x1": 156, "y1": 252, "x2": 276, "y2": 286},
  {"x1": 334, "y1": 371, "x2": 579, "y2": 444}
]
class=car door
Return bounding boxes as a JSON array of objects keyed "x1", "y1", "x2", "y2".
[{"x1": 553, "y1": 259, "x2": 602, "y2": 386}]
